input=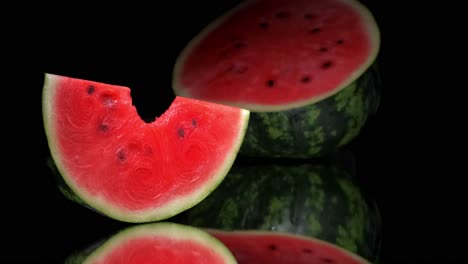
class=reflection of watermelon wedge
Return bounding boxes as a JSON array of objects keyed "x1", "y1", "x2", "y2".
[
  {"x1": 173, "y1": 0, "x2": 381, "y2": 158},
  {"x1": 42, "y1": 73, "x2": 249, "y2": 223},
  {"x1": 208, "y1": 230, "x2": 370, "y2": 264},
  {"x1": 65, "y1": 222, "x2": 237, "y2": 264}
]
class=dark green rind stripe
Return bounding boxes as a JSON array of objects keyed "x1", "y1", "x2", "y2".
[
  {"x1": 239, "y1": 63, "x2": 381, "y2": 158},
  {"x1": 181, "y1": 163, "x2": 381, "y2": 262}
]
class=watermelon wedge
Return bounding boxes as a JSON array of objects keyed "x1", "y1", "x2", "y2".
[
  {"x1": 42, "y1": 73, "x2": 249, "y2": 223},
  {"x1": 173, "y1": 0, "x2": 381, "y2": 158},
  {"x1": 206, "y1": 230, "x2": 370, "y2": 264},
  {"x1": 65, "y1": 222, "x2": 237, "y2": 264}
]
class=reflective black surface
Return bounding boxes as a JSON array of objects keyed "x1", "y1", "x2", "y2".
[{"x1": 8, "y1": 1, "x2": 467, "y2": 263}]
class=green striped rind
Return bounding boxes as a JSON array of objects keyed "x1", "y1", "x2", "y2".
[
  {"x1": 64, "y1": 222, "x2": 237, "y2": 264},
  {"x1": 239, "y1": 63, "x2": 381, "y2": 158},
  {"x1": 181, "y1": 163, "x2": 381, "y2": 262}
]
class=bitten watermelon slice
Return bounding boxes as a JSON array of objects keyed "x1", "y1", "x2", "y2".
[
  {"x1": 65, "y1": 222, "x2": 237, "y2": 264},
  {"x1": 42, "y1": 73, "x2": 249, "y2": 223},
  {"x1": 173, "y1": 0, "x2": 381, "y2": 158},
  {"x1": 207, "y1": 230, "x2": 370, "y2": 264}
]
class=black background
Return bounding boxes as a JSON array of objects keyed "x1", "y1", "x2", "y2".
[{"x1": 6, "y1": 0, "x2": 466, "y2": 263}]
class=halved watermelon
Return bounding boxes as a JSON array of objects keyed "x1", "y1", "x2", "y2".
[
  {"x1": 207, "y1": 230, "x2": 370, "y2": 264},
  {"x1": 42, "y1": 73, "x2": 249, "y2": 223},
  {"x1": 173, "y1": 0, "x2": 381, "y2": 158},
  {"x1": 65, "y1": 222, "x2": 237, "y2": 264}
]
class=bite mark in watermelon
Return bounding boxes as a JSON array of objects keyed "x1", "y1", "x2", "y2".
[
  {"x1": 173, "y1": 0, "x2": 381, "y2": 158},
  {"x1": 207, "y1": 230, "x2": 370, "y2": 264},
  {"x1": 42, "y1": 73, "x2": 249, "y2": 223},
  {"x1": 65, "y1": 222, "x2": 237, "y2": 264}
]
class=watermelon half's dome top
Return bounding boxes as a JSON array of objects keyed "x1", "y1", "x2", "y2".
[
  {"x1": 173, "y1": 0, "x2": 380, "y2": 112},
  {"x1": 42, "y1": 73, "x2": 249, "y2": 223}
]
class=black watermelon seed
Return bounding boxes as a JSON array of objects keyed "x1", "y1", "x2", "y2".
[
  {"x1": 259, "y1": 22, "x2": 269, "y2": 29},
  {"x1": 117, "y1": 149, "x2": 126, "y2": 162},
  {"x1": 275, "y1": 11, "x2": 290, "y2": 19},
  {"x1": 321, "y1": 61, "x2": 333, "y2": 69},
  {"x1": 178, "y1": 128, "x2": 185, "y2": 138},
  {"x1": 87, "y1": 85, "x2": 95, "y2": 95},
  {"x1": 266, "y1": 79, "x2": 275, "y2": 87},
  {"x1": 309, "y1": 27, "x2": 321, "y2": 34}
]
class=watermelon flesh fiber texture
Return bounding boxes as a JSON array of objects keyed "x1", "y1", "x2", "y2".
[
  {"x1": 65, "y1": 222, "x2": 238, "y2": 264},
  {"x1": 173, "y1": 0, "x2": 381, "y2": 158},
  {"x1": 42, "y1": 74, "x2": 249, "y2": 223},
  {"x1": 208, "y1": 230, "x2": 370, "y2": 264}
]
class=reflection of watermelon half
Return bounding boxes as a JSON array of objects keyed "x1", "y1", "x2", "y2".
[
  {"x1": 173, "y1": 0, "x2": 381, "y2": 158},
  {"x1": 65, "y1": 222, "x2": 237, "y2": 264},
  {"x1": 180, "y1": 162, "x2": 382, "y2": 263},
  {"x1": 42, "y1": 74, "x2": 250, "y2": 223},
  {"x1": 208, "y1": 230, "x2": 371, "y2": 264}
]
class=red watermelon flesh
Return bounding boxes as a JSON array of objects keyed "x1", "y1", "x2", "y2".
[
  {"x1": 208, "y1": 230, "x2": 371, "y2": 264},
  {"x1": 77, "y1": 222, "x2": 237, "y2": 264},
  {"x1": 97, "y1": 238, "x2": 226, "y2": 264},
  {"x1": 173, "y1": 0, "x2": 380, "y2": 111},
  {"x1": 42, "y1": 74, "x2": 249, "y2": 223}
]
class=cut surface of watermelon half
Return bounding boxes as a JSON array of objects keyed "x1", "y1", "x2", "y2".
[
  {"x1": 173, "y1": 0, "x2": 380, "y2": 112},
  {"x1": 42, "y1": 73, "x2": 249, "y2": 223}
]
